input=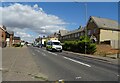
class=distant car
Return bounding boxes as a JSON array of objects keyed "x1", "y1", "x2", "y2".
[
  {"x1": 37, "y1": 44, "x2": 42, "y2": 48},
  {"x1": 27, "y1": 43, "x2": 31, "y2": 46},
  {"x1": 46, "y1": 40, "x2": 62, "y2": 52}
]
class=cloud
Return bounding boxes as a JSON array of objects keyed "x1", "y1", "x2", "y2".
[{"x1": 0, "y1": 3, "x2": 67, "y2": 41}]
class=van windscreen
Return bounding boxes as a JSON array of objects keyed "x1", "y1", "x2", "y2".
[{"x1": 52, "y1": 42, "x2": 60, "y2": 45}]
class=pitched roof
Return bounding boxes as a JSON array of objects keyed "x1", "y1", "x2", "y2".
[
  {"x1": 48, "y1": 32, "x2": 58, "y2": 38},
  {"x1": 7, "y1": 31, "x2": 14, "y2": 35},
  {"x1": 62, "y1": 27, "x2": 85, "y2": 36},
  {"x1": 58, "y1": 30, "x2": 68, "y2": 36},
  {"x1": 14, "y1": 37, "x2": 21, "y2": 40},
  {"x1": 90, "y1": 16, "x2": 119, "y2": 31},
  {"x1": 0, "y1": 25, "x2": 7, "y2": 31}
]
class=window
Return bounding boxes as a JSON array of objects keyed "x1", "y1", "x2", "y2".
[
  {"x1": 69, "y1": 35, "x2": 70, "y2": 38},
  {"x1": 75, "y1": 33, "x2": 77, "y2": 37},
  {"x1": 78, "y1": 33, "x2": 80, "y2": 37},
  {"x1": 52, "y1": 42, "x2": 60, "y2": 45},
  {"x1": 81, "y1": 32, "x2": 83, "y2": 36},
  {"x1": 88, "y1": 30, "x2": 91, "y2": 35},
  {"x1": 94, "y1": 28, "x2": 97, "y2": 33}
]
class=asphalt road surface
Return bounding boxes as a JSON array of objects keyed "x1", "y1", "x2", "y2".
[{"x1": 28, "y1": 46, "x2": 119, "y2": 81}]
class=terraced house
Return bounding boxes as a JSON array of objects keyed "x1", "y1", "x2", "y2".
[
  {"x1": 0, "y1": 25, "x2": 7, "y2": 47},
  {"x1": 0, "y1": 25, "x2": 22, "y2": 47},
  {"x1": 58, "y1": 16, "x2": 120, "y2": 49},
  {"x1": 87, "y1": 16, "x2": 120, "y2": 49},
  {"x1": 58, "y1": 26, "x2": 85, "y2": 42}
]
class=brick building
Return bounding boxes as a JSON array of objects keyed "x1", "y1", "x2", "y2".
[
  {"x1": 0, "y1": 25, "x2": 7, "y2": 47},
  {"x1": 6, "y1": 31, "x2": 14, "y2": 47},
  {"x1": 13, "y1": 37, "x2": 21, "y2": 44}
]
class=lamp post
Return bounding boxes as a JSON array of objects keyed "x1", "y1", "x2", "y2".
[
  {"x1": 75, "y1": 2, "x2": 88, "y2": 54},
  {"x1": 85, "y1": 3, "x2": 87, "y2": 54}
]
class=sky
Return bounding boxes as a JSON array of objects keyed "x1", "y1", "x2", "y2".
[{"x1": 0, "y1": 2, "x2": 118, "y2": 42}]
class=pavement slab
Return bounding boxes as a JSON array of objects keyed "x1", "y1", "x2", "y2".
[{"x1": 2, "y1": 46, "x2": 47, "y2": 81}]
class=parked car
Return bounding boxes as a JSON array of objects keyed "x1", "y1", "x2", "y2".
[{"x1": 46, "y1": 40, "x2": 62, "y2": 52}]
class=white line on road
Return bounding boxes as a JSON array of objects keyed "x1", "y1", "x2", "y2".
[
  {"x1": 37, "y1": 50, "x2": 40, "y2": 52},
  {"x1": 43, "y1": 50, "x2": 46, "y2": 52},
  {"x1": 47, "y1": 51, "x2": 57, "y2": 56},
  {"x1": 41, "y1": 52, "x2": 47, "y2": 56},
  {"x1": 32, "y1": 53, "x2": 35, "y2": 55},
  {"x1": 75, "y1": 76, "x2": 82, "y2": 79},
  {"x1": 63, "y1": 56, "x2": 91, "y2": 67},
  {"x1": 59, "y1": 79, "x2": 64, "y2": 82}
]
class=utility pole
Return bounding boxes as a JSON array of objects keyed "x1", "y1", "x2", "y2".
[
  {"x1": 84, "y1": 3, "x2": 87, "y2": 54},
  {"x1": 75, "y1": 1, "x2": 88, "y2": 54}
]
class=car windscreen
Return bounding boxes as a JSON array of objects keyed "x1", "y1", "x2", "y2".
[{"x1": 52, "y1": 42, "x2": 60, "y2": 45}]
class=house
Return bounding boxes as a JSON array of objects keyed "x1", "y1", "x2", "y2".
[
  {"x1": 0, "y1": 25, "x2": 7, "y2": 47},
  {"x1": 58, "y1": 30, "x2": 68, "y2": 42},
  {"x1": 13, "y1": 37, "x2": 21, "y2": 44},
  {"x1": 47, "y1": 32, "x2": 58, "y2": 41},
  {"x1": 58, "y1": 27, "x2": 85, "y2": 42},
  {"x1": 58, "y1": 16, "x2": 120, "y2": 49},
  {"x1": 6, "y1": 31, "x2": 14, "y2": 47},
  {"x1": 86, "y1": 16, "x2": 120, "y2": 49}
]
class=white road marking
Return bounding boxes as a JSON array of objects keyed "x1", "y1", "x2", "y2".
[
  {"x1": 63, "y1": 56, "x2": 91, "y2": 67},
  {"x1": 32, "y1": 53, "x2": 35, "y2": 55},
  {"x1": 51, "y1": 52, "x2": 58, "y2": 56},
  {"x1": 47, "y1": 51, "x2": 57, "y2": 56},
  {"x1": 41, "y1": 52, "x2": 47, "y2": 56},
  {"x1": 75, "y1": 76, "x2": 82, "y2": 79},
  {"x1": 37, "y1": 50, "x2": 40, "y2": 52},
  {"x1": 117, "y1": 75, "x2": 119, "y2": 77},
  {"x1": 43, "y1": 50, "x2": 46, "y2": 52},
  {"x1": 59, "y1": 79, "x2": 64, "y2": 82},
  {"x1": 35, "y1": 49, "x2": 38, "y2": 52}
]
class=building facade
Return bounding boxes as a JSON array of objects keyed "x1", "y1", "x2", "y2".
[
  {"x1": 0, "y1": 25, "x2": 7, "y2": 47},
  {"x1": 13, "y1": 37, "x2": 21, "y2": 44},
  {"x1": 58, "y1": 27, "x2": 85, "y2": 42},
  {"x1": 58, "y1": 16, "x2": 120, "y2": 49},
  {"x1": 86, "y1": 16, "x2": 120, "y2": 45}
]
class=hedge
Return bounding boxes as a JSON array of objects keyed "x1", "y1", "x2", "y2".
[{"x1": 63, "y1": 36, "x2": 96, "y2": 54}]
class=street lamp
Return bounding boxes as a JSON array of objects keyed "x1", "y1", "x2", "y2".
[{"x1": 75, "y1": 1, "x2": 88, "y2": 54}]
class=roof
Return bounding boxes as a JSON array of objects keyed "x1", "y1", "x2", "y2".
[
  {"x1": 63, "y1": 27, "x2": 85, "y2": 36},
  {"x1": 90, "y1": 16, "x2": 119, "y2": 31},
  {"x1": 58, "y1": 30, "x2": 68, "y2": 36},
  {"x1": 0, "y1": 25, "x2": 7, "y2": 31},
  {"x1": 48, "y1": 40, "x2": 60, "y2": 42},
  {"x1": 14, "y1": 37, "x2": 21, "y2": 40},
  {"x1": 7, "y1": 31, "x2": 14, "y2": 34},
  {"x1": 48, "y1": 32, "x2": 58, "y2": 38}
]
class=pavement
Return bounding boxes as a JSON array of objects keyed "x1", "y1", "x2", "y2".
[
  {"x1": 28, "y1": 46, "x2": 120, "y2": 81},
  {"x1": 2, "y1": 46, "x2": 47, "y2": 81}
]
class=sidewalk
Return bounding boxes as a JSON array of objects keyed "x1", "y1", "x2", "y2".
[{"x1": 2, "y1": 46, "x2": 47, "y2": 81}]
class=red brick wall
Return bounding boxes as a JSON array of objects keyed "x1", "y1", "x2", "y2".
[
  {"x1": 9, "y1": 34, "x2": 13, "y2": 46},
  {"x1": 0, "y1": 28, "x2": 6, "y2": 47}
]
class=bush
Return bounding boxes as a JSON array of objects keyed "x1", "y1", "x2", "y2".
[
  {"x1": 13, "y1": 44, "x2": 22, "y2": 47},
  {"x1": 63, "y1": 36, "x2": 96, "y2": 54}
]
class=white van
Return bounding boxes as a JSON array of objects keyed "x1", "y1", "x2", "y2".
[{"x1": 46, "y1": 40, "x2": 62, "y2": 52}]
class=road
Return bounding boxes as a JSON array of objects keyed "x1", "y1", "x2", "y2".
[{"x1": 28, "y1": 46, "x2": 119, "y2": 81}]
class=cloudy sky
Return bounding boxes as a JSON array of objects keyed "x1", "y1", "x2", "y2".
[{"x1": 0, "y1": 2, "x2": 118, "y2": 42}]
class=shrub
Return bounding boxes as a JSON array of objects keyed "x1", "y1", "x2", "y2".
[
  {"x1": 63, "y1": 36, "x2": 96, "y2": 54},
  {"x1": 13, "y1": 44, "x2": 22, "y2": 47}
]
